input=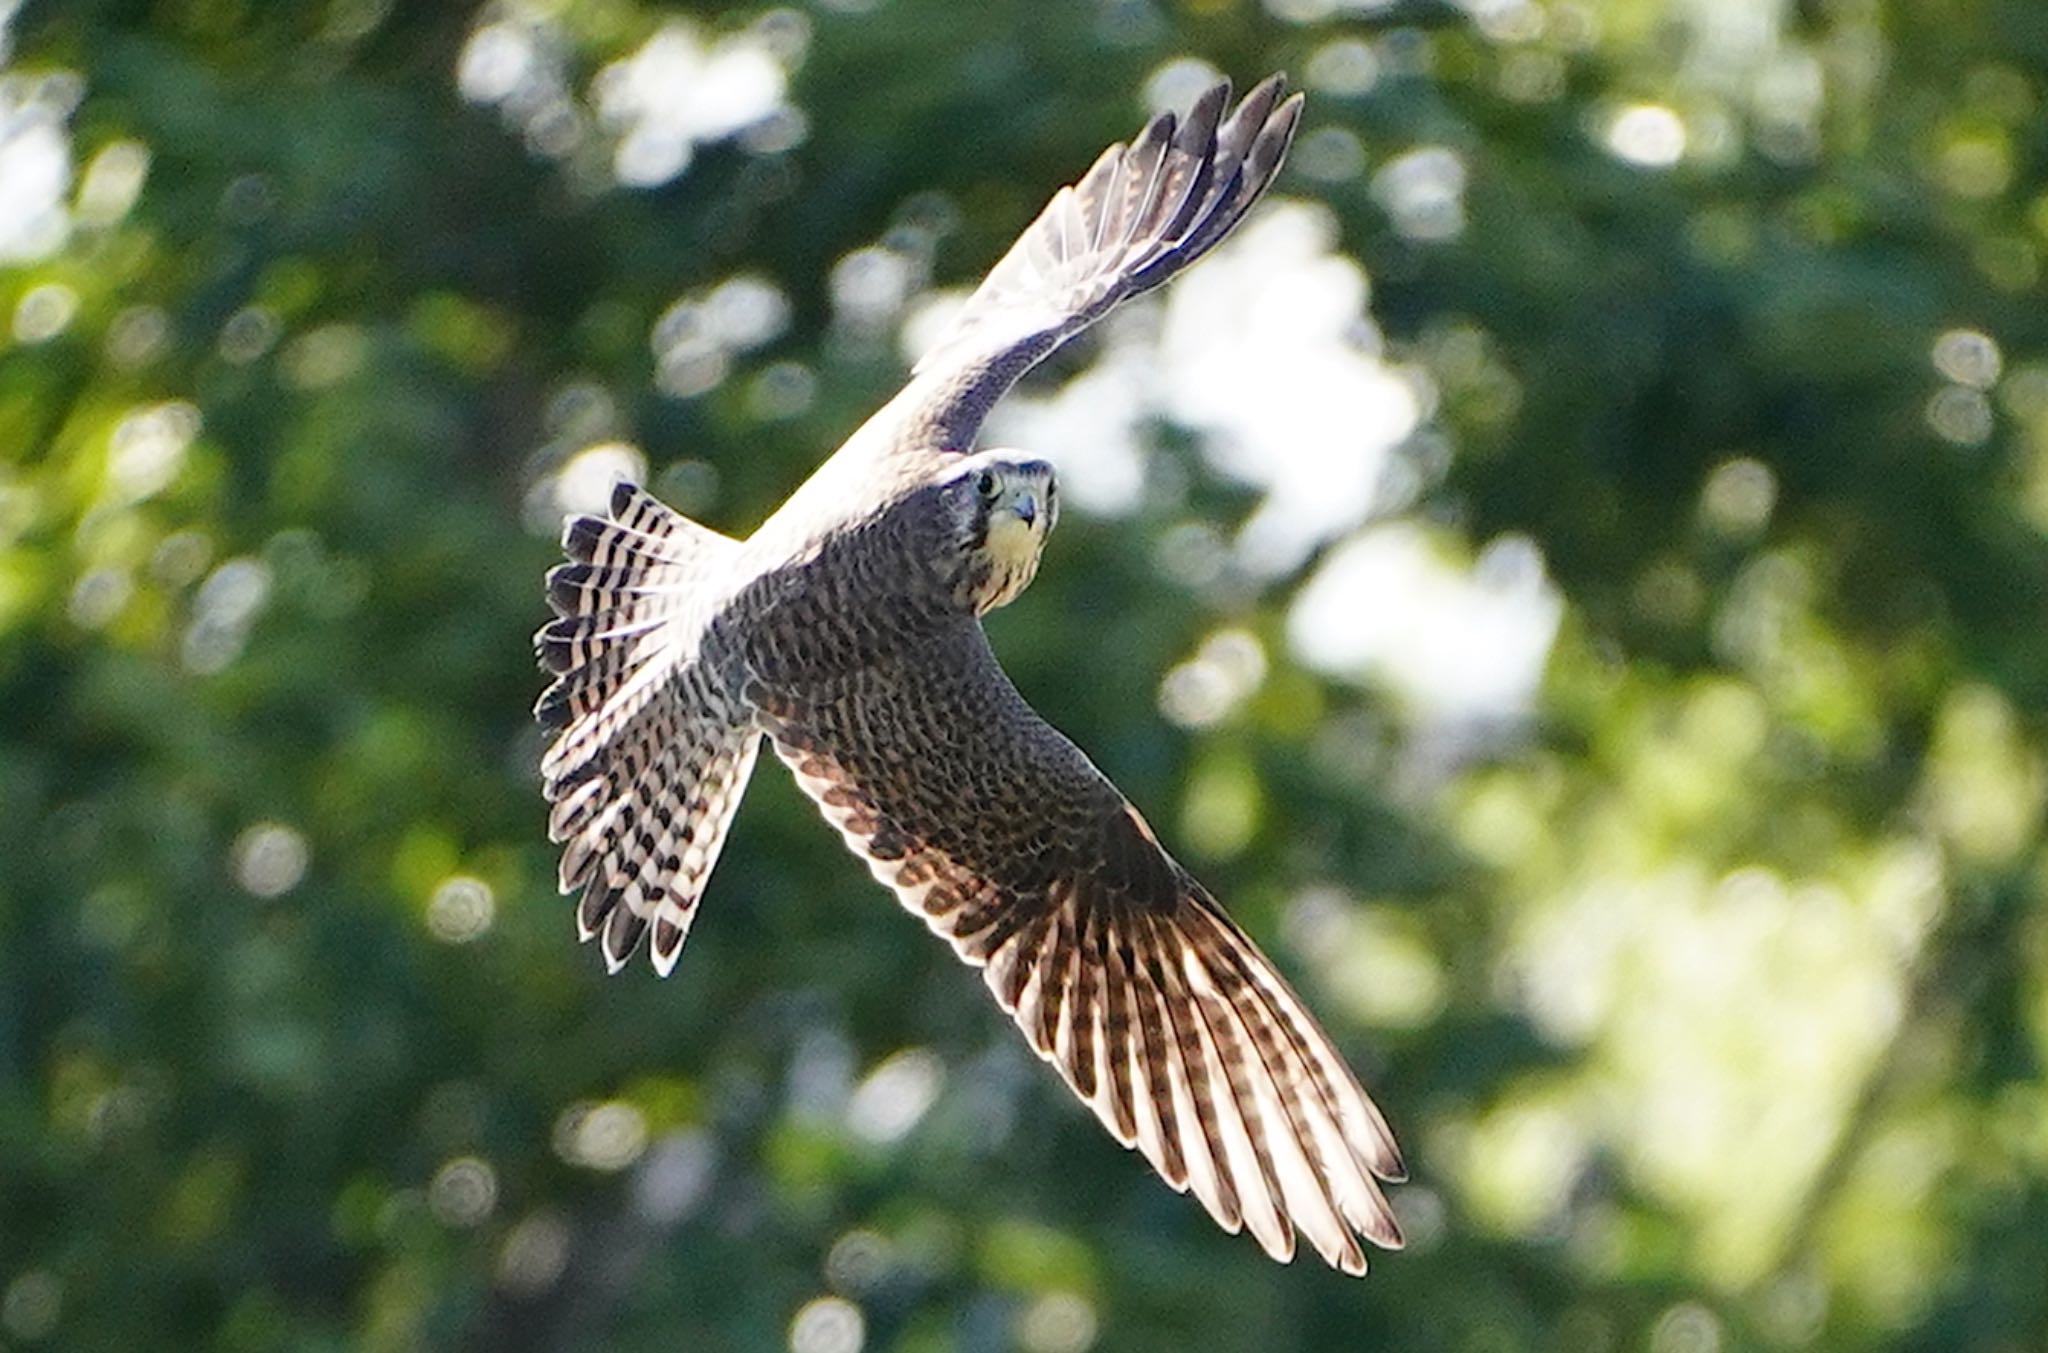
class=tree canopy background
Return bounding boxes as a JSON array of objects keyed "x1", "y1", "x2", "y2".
[{"x1": 4, "y1": 0, "x2": 2048, "y2": 1349}]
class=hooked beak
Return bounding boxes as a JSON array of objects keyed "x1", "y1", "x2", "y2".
[{"x1": 1013, "y1": 493, "x2": 1038, "y2": 527}]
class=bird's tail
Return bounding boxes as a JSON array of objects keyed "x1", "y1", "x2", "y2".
[{"x1": 535, "y1": 482, "x2": 761, "y2": 975}]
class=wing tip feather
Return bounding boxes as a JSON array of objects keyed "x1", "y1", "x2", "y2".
[{"x1": 908, "y1": 70, "x2": 1303, "y2": 436}]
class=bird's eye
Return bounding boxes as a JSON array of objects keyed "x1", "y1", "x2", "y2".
[{"x1": 974, "y1": 471, "x2": 1000, "y2": 501}]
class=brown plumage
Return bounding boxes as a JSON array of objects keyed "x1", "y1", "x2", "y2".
[{"x1": 535, "y1": 75, "x2": 1407, "y2": 1274}]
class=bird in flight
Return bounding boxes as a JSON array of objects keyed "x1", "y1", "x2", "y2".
[{"x1": 535, "y1": 74, "x2": 1405, "y2": 1274}]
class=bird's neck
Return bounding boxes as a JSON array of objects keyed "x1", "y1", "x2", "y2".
[{"x1": 967, "y1": 515, "x2": 1044, "y2": 614}]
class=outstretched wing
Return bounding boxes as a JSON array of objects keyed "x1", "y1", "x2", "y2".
[
  {"x1": 752, "y1": 624, "x2": 1404, "y2": 1275},
  {"x1": 894, "y1": 74, "x2": 1303, "y2": 451}
]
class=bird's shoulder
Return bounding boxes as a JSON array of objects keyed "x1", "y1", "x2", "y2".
[{"x1": 756, "y1": 412, "x2": 954, "y2": 543}]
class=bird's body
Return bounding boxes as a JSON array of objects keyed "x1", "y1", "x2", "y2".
[{"x1": 535, "y1": 76, "x2": 1408, "y2": 1275}]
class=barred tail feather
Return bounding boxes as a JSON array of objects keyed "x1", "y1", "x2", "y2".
[
  {"x1": 555, "y1": 679, "x2": 761, "y2": 974},
  {"x1": 536, "y1": 481, "x2": 759, "y2": 974}
]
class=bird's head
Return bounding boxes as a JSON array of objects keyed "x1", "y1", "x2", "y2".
[{"x1": 932, "y1": 451, "x2": 1059, "y2": 614}]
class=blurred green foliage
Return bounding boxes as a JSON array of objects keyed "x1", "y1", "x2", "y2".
[{"x1": 4, "y1": 0, "x2": 2048, "y2": 1350}]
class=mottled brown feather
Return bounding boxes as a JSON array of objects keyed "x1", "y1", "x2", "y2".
[{"x1": 756, "y1": 624, "x2": 1403, "y2": 1274}]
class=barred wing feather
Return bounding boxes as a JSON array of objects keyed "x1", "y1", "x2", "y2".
[
  {"x1": 901, "y1": 75, "x2": 1304, "y2": 448},
  {"x1": 754, "y1": 625, "x2": 1404, "y2": 1274}
]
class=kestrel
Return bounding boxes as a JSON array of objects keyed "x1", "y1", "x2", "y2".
[{"x1": 535, "y1": 75, "x2": 1406, "y2": 1274}]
